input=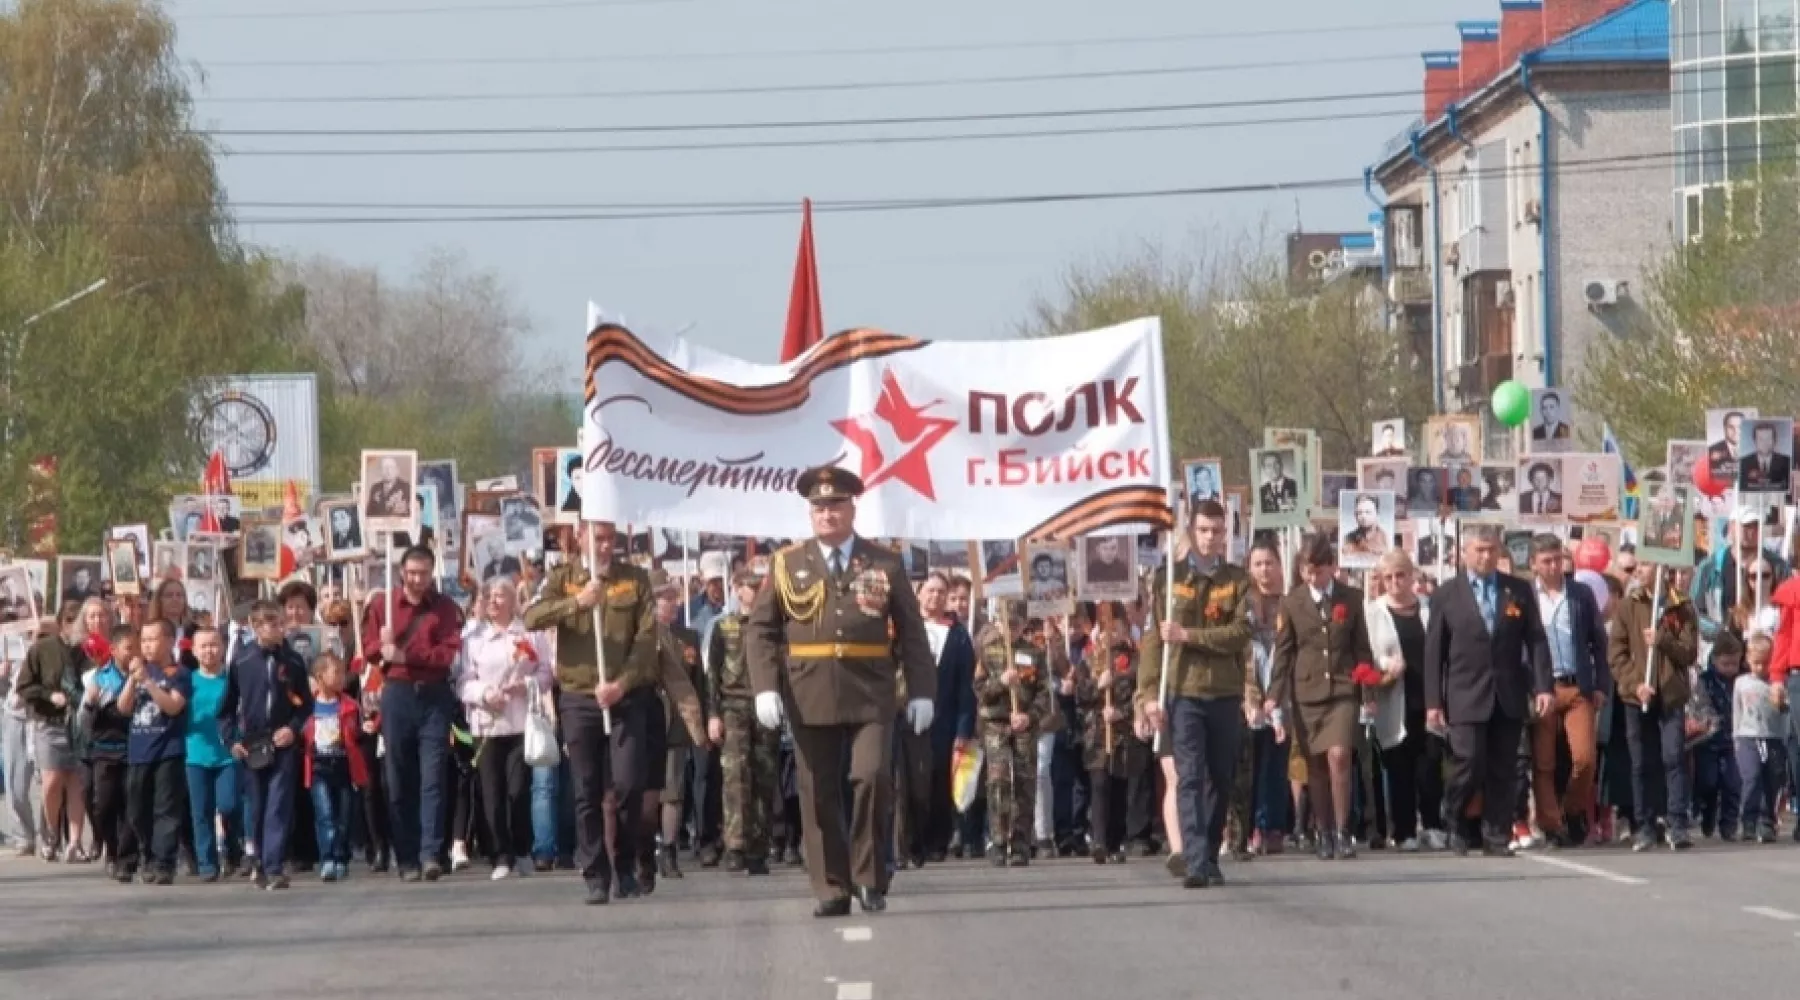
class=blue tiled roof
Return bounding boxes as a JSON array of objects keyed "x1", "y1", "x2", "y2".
[{"x1": 1531, "y1": 0, "x2": 1668, "y2": 63}]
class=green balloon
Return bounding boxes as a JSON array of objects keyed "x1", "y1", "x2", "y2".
[{"x1": 1491, "y1": 380, "x2": 1532, "y2": 427}]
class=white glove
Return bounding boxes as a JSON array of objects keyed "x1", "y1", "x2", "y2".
[
  {"x1": 755, "y1": 691, "x2": 785, "y2": 730},
  {"x1": 905, "y1": 698, "x2": 934, "y2": 735}
]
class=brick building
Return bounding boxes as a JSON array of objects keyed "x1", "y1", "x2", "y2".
[{"x1": 1369, "y1": 0, "x2": 1670, "y2": 454}]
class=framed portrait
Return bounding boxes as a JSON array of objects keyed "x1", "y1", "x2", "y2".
[
  {"x1": 287, "y1": 625, "x2": 326, "y2": 670},
  {"x1": 1518, "y1": 456, "x2": 1565, "y2": 524},
  {"x1": 1317, "y1": 471, "x2": 1356, "y2": 516},
  {"x1": 500, "y1": 495, "x2": 544, "y2": 556},
  {"x1": 282, "y1": 515, "x2": 319, "y2": 573},
  {"x1": 56, "y1": 556, "x2": 103, "y2": 609},
  {"x1": 531, "y1": 448, "x2": 561, "y2": 512},
  {"x1": 1414, "y1": 517, "x2": 1445, "y2": 575},
  {"x1": 1023, "y1": 540, "x2": 1073, "y2": 618},
  {"x1": 1370, "y1": 418, "x2": 1408, "y2": 459},
  {"x1": 417, "y1": 459, "x2": 459, "y2": 535},
  {"x1": 978, "y1": 539, "x2": 1022, "y2": 598},
  {"x1": 105, "y1": 536, "x2": 142, "y2": 597},
  {"x1": 927, "y1": 540, "x2": 970, "y2": 573},
  {"x1": 1181, "y1": 457, "x2": 1224, "y2": 505},
  {"x1": 109, "y1": 523, "x2": 152, "y2": 578},
  {"x1": 1637, "y1": 482, "x2": 1693, "y2": 567},
  {"x1": 1665, "y1": 440, "x2": 1705, "y2": 489},
  {"x1": 1444, "y1": 462, "x2": 1483, "y2": 514},
  {"x1": 1425, "y1": 414, "x2": 1483, "y2": 467},
  {"x1": 0, "y1": 564, "x2": 37, "y2": 636},
  {"x1": 186, "y1": 542, "x2": 220, "y2": 584},
  {"x1": 1264, "y1": 428, "x2": 1318, "y2": 508},
  {"x1": 1356, "y1": 458, "x2": 1408, "y2": 508},
  {"x1": 1477, "y1": 464, "x2": 1518, "y2": 514},
  {"x1": 407, "y1": 484, "x2": 439, "y2": 551},
  {"x1": 553, "y1": 447, "x2": 584, "y2": 526},
  {"x1": 1405, "y1": 466, "x2": 1445, "y2": 516},
  {"x1": 151, "y1": 540, "x2": 185, "y2": 582},
  {"x1": 185, "y1": 579, "x2": 219, "y2": 621},
  {"x1": 1706, "y1": 407, "x2": 1756, "y2": 487},
  {"x1": 1224, "y1": 487, "x2": 1248, "y2": 564},
  {"x1": 1503, "y1": 529, "x2": 1535, "y2": 571},
  {"x1": 1076, "y1": 533, "x2": 1138, "y2": 601},
  {"x1": 1135, "y1": 531, "x2": 1164, "y2": 569},
  {"x1": 238, "y1": 519, "x2": 282, "y2": 581},
  {"x1": 359, "y1": 449, "x2": 419, "y2": 534},
  {"x1": 10, "y1": 559, "x2": 47, "y2": 616},
  {"x1": 1337, "y1": 491, "x2": 1397, "y2": 569},
  {"x1": 1737, "y1": 417, "x2": 1794, "y2": 495},
  {"x1": 463, "y1": 512, "x2": 513, "y2": 583},
  {"x1": 1527, "y1": 388, "x2": 1576, "y2": 453},
  {"x1": 322, "y1": 501, "x2": 365, "y2": 562},
  {"x1": 1250, "y1": 446, "x2": 1306, "y2": 528}
]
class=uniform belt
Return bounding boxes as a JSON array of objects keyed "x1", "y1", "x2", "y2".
[{"x1": 788, "y1": 642, "x2": 890, "y2": 659}]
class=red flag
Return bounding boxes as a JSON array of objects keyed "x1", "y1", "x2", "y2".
[
  {"x1": 779, "y1": 198, "x2": 824, "y2": 363},
  {"x1": 199, "y1": 451, "x2": 231, "y2": 533}
]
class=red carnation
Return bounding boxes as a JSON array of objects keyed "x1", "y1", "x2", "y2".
[
  {"x1": 1331, "y1": 603, "x2": 1349, "y2": 624},
  {"x1": 1113, "y1": 653, "x2": 1131, "y2": 672},
  {"x1": 1350, "y1": 663, "x2": 1383, "y2": 686}
]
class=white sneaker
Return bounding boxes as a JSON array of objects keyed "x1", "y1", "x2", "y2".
[
  {"x1": 490, "y1": 864, "x2": 511, "y2": 881},
  {"x1": 1422, "y1": 829, "x2": 1448, "y2": 852},
  {"x1": 451, "y1": 843, "x2": 471, "y2": 872},
  {"x1": 1398, "y1": 837, "x2": 1420, "y2": 853}
]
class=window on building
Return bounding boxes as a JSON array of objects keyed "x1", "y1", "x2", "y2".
[
  {"x1": 1729, "y1": 121, "x2": 1759, "y2": 179},
  {"x1": 1763, "y1": 1, "x2": 1798, "y2": 52},
  {"x1": 1687, "y1": 192, "x2": 1704, "y2": 241},
  {"x1": 1457, "y1": 165, "x2": 1479, "y2": 237},
  {"x1": 1727, "y1": 0, "x2": 1759, "y2": 55},
  {"x1": 1764, "y1": 55, "x2": 1798, "y2": 117},
  {"x1": 1703, "y1": 62, "x2": 1727, "y2": 121},
  {"x1": 1702, "y1": 0, "x2": 1725, "y2": 60},
  {"x1": 1727, "y1": 57, "x2": 1758, "y2": 118}
]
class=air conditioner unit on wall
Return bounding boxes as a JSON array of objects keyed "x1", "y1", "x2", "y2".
[{"x1": 1584, "y1": 278, "x2": 1630, "y2": 309}]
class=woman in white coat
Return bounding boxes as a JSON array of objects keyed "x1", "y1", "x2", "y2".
[{"x1": 1362, "y1": 549, "x2": 1447, "y2": 851}]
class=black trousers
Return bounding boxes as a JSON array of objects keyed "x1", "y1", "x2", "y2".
[
  {"x1": 1380, "y1": 726, "x2": 1446, "y2": 842},
  {"x1": 1088, "y1": 769, "x2": 1129, "y2": 852},
  {"x1": 90, "y1": 757, "x2": 129, "y2": 863},
  {"x1": 1124, "y1": 749, "x2": 1158, "y2": 845},
  {"x1": 1445, "y1": 713, "x2": 1524, "y2": 844},
  {"x1": 477, "y1": 734, "x2": 531, "y2": 867},
  {"x1": 560, "y1": 689, "x2": 652, "y2": 885},
  {"x1": 1171, "y1": 696, "x2": 1242, "y2": 870},
  {"x1": 924, "y1": 743, "x2": 957, "y2": 855},
  {"x1": 358, "y1": 734, "x2": 390, "y2": 863},
  {"x1": 124, "y1": 757, "x2": 185, "y2": 872}
]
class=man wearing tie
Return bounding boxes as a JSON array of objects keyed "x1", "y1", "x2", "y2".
[
  {"x1": 1738, "y1": 421, "x2": 1791, "y2": 494},
  {"x1": 1424, "y1": 524, "x2": 1552, "y2": 856},
  {"x1": 1519, "y1": 463, "x2": 1562, "y2": 517}
]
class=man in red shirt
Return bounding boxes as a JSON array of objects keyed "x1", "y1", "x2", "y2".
[{"x1": 360, "y1": 546, "x2": 464, "y2": 881}]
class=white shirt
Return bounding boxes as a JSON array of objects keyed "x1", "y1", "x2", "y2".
[
  {"x1": 924, "y1": 621, "x2": 949, "y2": 662},
  {"x1": 1308, "y1": 582, "x2": 1334, "y2": 607}
]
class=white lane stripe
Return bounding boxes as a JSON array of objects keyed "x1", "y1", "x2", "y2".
[
  {"x1": 1744, "y1": 906, "x2": 1800, "y2": 921},
  {"x1": 836, "y1": 983, "x2": 874, "y2": 1000},
  {"x1": 1520, "y1": 853, "x2": 1648, "y2": 885},
  {"x1": 838, "y1": 926, "x2": 872, "y2": 942}
]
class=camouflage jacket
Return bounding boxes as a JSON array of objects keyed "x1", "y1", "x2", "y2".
[{"x1": 974, "y1": 624, "x2": 1053, "y2": 730}]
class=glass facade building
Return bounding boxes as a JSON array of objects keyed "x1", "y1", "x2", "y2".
[{"x1": 1672, "y1": 0, "x2": 1800, "y2": 237}]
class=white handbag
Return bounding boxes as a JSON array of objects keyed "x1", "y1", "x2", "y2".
[{"x1": 522, "y1": 677, "x2": 560, "y2": 768}]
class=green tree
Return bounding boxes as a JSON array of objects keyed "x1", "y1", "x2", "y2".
[
  {"x1": 1020, "y1": 236, "x2": 1432, "y2": 485},
  {"x1": 1577, "y1": 177, "x2": 1800, "y2": 467}
]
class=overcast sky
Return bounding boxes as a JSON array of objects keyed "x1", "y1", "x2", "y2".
[{"x1": 170, "y1": 0, "x2": 1496, "y2": 381}]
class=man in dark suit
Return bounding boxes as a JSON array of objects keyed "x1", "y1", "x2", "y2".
[
  {"x1": 1257, "y1": 453, "x2": 1297, "y2": 514},
  {"x1": 1519, "y1": 463, "x2": 1562, "y2": 516},
  {"x1": 1708, "y1": 410, "x2": 1744, "y2": 482},
  {"x1": 1738, "y1": 421, "x2": 1791, "y2": 494},
  {"x1": 1424, "y1": 523, "x2": 1553, "y2": 856}
]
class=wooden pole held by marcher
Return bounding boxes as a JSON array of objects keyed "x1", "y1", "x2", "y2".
[
  {"x1": 1153, "y1": 501, "x2": 1181, "y2": 754},
  {"x1": 585, "y1": 522, "x2": 614, "y2": 736},
  {"x1": 1643, "y1": 564, "x2": 1665, "y2": 715}
]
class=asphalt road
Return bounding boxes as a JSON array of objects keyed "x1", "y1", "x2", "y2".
[{"x1": 3, "y1": 842, "x2": 1799, "y2": 1000}]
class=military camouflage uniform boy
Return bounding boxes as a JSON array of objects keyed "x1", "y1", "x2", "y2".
[
  {"x1": 707, "y1": 572, "x2": 779, "y2": 875},
  {"x1": 975, "y1": 615, "x2": 1051, "y2": 866},
  {"x1": 1074, "y1": 641, "x2": 1146, "y2": 862}
]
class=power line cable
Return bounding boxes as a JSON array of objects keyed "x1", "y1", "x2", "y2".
[{"x1": 175, "y1": 0, "x2": 686, "y2": 20}]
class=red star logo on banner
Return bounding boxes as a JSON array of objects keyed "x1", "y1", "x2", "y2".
[{"x1": 830, "y1": 369, "x2": 957, "y2": 500}]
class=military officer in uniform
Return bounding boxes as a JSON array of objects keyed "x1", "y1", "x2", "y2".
[
  {"x1": 746, "y1": 467, "x2": 937, "y2": 917},
  {"x1": 708, "y1": 570, "x2": 780, "y2": 874},
  {"x1": 1136, "y1": 497, "x2": 1255, "y2": 889},
  {"x1": 524, "y1": 521, "x2": 703, "y2": 905}
]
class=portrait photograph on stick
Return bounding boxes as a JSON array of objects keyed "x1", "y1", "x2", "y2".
[
  {"x1": 1250, "y1": 446, "x2": 1305, "y2": 528},
  {"x1": 109, "y1": 523, "x2": 151, "y2": 577},
  {"x1": 1707, "y1": 407, "x2": 1754, "y2": 486},
  {"x1": 1638, "y1": 482, "x2": 1694, "y2": 567},
  {"x1": 0, "y1": 565, "x2": 36, "y2": 636},
  {"x1": 1181, "y1": 457, "x2": 1223, "y2": 504},
  {"x1": 979, "y1": 538, "x2": 1022, "y2": 597},
  {"x1": 322, "y1": 500, "x2": 366, "y2": 561},
  {"x1": 186, "y1": 542, "x2": 219, "y2": 584},
  {"x1": 1425, "y1": 414, "x2": 1482, "y2": 466},
  {"x1": 106, "y1": 537, "x2": 141, "y2": 597},
  {"x1": 1024, "y1": 540, "x2": 1072, "y2": 617},
  {"x1": 1405, "y1": 466, "x2": 1444, "y2": 517},
  {"x1": 56, "y1": 556, "x2": 103, "y2": 608},
  {"x1": 360, "y1": 449, "x2": 418, "y2": 533},
  {"x1": 1336, "y1": 490, "x2": 1395, "y2": 567},
  {"x1": 1528, "y1": 388, "x2": 1575, "y2": 453},
  {"x1": 1518, "y1": 457, "x2": 1565, "y2": 522},
  {"x1": 1371, "y1": 418, "x2": 1408, "y2": 458},
  {"x1": 152, "y1": 540, "x2": 184, "y2": 582},
  {"x1": 1737, "y1": 417, "x2": 1793, "y2": 495},
  {"x1": 238, "y1": 518, "x2": 282, "y2": 581},
  {"x1": 1076, "y1": 532, "x2": 1137, "y2": 601}
]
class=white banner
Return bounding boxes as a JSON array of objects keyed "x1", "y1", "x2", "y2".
[{"x1": 580, "y1": 317, "x2": 1173, "y2": 541}]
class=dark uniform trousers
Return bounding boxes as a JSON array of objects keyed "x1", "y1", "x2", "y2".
[
  {"x1": 1445, "y1": 706, "x2": 1524, "y2": 842},
  {"x1": 891, "y1": 715, "x2": 933, "y2": 863},
  {"x1": 561, "y1": 687, "x2": 657, "y2": 884},
  {"x1": 1171, "y1": 695, "x2": 1242, "y2": 873},
  {"x1": 792, "y1": 718, "x2": 893, "y2": 900}
]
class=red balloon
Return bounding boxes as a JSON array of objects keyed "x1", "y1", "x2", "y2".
[
  {"x1": 1692, "y1": 452, "x2": 1728, "y2": 498},
  {"x1": 1574, "y1": 536, "x2": 1610, "y2": 573}
]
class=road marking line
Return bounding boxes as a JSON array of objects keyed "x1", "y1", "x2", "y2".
[
  {"x1": 1520, "y1": 853, "x2": 1647, "y2": 885},
  {"x1": 838, "y1": 927, "x2": 872, "y2": 942},
  {"x1": 836, "y1": 983, "x2": 874, "y2": 1000},
  {"x1": 1744, "y1": 906, "x2": 1800, "y2": 921}
]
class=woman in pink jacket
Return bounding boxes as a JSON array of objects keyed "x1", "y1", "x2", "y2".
[{"x1": 458, "y1": 576, "x2": 554, "y2": 880}]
